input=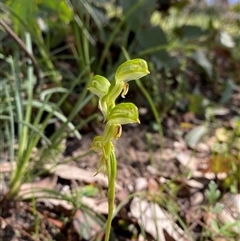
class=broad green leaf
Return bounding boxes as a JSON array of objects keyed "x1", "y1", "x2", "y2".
[
  {"x1": 220, "y1": 79, "x2": 237, "y2": 104},
  {"x1": 138, "y1": 26, "x2": 167, "y2": 49},
  {"x1": 120, "y1": 0, "x2": 155, "y2": 31},
  {"x1": 137, "y1": 26, "x2": 178, "y2": 68},
  {"x1": 8, "y1": 0, "x2": 38, "y2": 33},
  {"x1": 192, "y1": 50, "x2": 213, "y2": 79},
  {"x1": 185, "y1": 125, "x2": 208, "y2": 149},
  {"x1": 188, "y1": 94, "x2": 209, "y2": 115},
  {"x1": 219, "y1": 31, "x2": 235, "y2": 48},
  {"x1": 175, "y1": 25, "x2": 207, "y2": 39}
]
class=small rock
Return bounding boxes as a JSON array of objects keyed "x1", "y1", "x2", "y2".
[
  {"x1": 135, "y1": 177, "x2": 148, "y2": 191},
  {"x1": 0, "y1": 180, "x2": 8, "y2": 201},
  {"x1": 186, "y1": 179, "x2": 204, "y2": 189},
  {"x1": 173, "y1": 141, "x2": 186, "y2": 150},
  {"x1": 146, "y1": 165, "x2": 158, "y2": 175},
  {"x1": 195, "y1": 142, "x2": 210, "y2": 153},
  {"x1": 148, "y1": 178, "x2": 159, "y2": 192},
  {"x1": 190, "y1": 192, "x2": 204, "y2": 206},
  {"x1": 116, "y1": 188, "x2": 129, "y2": 202}
]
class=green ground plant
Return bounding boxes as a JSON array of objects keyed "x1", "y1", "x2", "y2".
[
  {"x1": 2, "y1": 0, "x2": 239, "y2": 120},
  {"x1": 0, "y1": 1, "x2": 239, "y2": 240},
  {"x1": 202, "y1": 181, "x2": 240, "y2": 241},
  {"x1": 0, "y1": 32, "x2": 94, "y2": 199},
  {"x1": 88, "y1": 58, "x2": 149, "y2": 241}
]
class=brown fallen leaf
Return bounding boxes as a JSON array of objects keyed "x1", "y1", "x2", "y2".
[
  {"x1": 73, "y1": 209, "x2": 102, "y2": 240},
  {"x1": 130, "y1": 197, "x2": 190, "y2": 241},
  {"x1": 217, "y1": 193, "x2": 240, "y2": 235},
  {"x1": 176, "y1": 152, "x2": 200, "y2": 171},
  {"x1": 116, "y1": 188, "x2": 129, "y2": 203},
  {"x1": 217, "y1": 207, "x2": 240, "y2": 235},
  {"x1": 37, "y1": 198, "x2": 73, "y2": 213},
  {"x1": 45, "y1": 164, "x2": 121, "y2": 190},
  {"x1": 18, "y1": 175, "x2": 58, "y2": 199},
  {"x1": 46, "y1": 217, "x2": 64, "y2": 229},
  {"x1": 81, "y1": 196, "x2": 109, "y2": 215},
  {"x1": 37, "y1": 196, "x2": 110, "y2": 215}
]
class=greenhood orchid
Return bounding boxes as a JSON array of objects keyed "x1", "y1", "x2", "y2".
[{"x1": 88, "y1": 58, "x2": 149, "y2": 241}]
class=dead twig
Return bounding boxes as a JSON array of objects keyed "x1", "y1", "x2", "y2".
[
  {"x1": 0, "y1": 19, "x2": 41, "y2": 92},
  {"x1": 0, "y1": 216, "x2": 39, "y2": 241}
]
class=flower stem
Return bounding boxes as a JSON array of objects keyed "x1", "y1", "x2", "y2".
[{"x1": 104, "y1": 151, "x2": 117, "y2": 241}]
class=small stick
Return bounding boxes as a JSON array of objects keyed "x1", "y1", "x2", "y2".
[
  {"x1": 0, "y1": 19, "x2": 41, "y2": 92},
  {"x1": 0, "y1": 216, "x2": 39, "y2": 241}
]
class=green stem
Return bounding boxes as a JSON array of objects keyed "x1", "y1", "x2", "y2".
[
  {"x1": 135, "y1": 79, "x2": 164, "y2": 154},
  {"x1": 105, "y1": 151, "x2": 117, "y2": 241},
  {"x1": 121, "y1": 49, "x2": 164, "y2": 160},
  {"x1": 72, "y1": 21, "x2": 85, "y2": 70}
]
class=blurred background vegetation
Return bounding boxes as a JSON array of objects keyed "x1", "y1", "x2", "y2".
[
  {"x1": 0, "y1": 0, "x2": 239, "y2": 240},
  {"x1": 1, "y1": 0, "x2": 239, "y2": 118}
]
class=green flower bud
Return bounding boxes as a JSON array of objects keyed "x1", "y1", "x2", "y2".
[
  {"x1": 88, "y1": 75, "x2": 110, "y2": 98},
  {"x1": 94, "y1": 142, "x2": 114, "y2": 176},
  {"x1": 90, "y1": 136, "x2": 104, "y2": 153},
  {"x1": 105, "y1": 81, "x2": 129, "y2": 102},
  {"x1": 108, "y1": 103, "x2": 140, "y2": 125},
  {"x1": 99, "y1": 95, "x2": 110, "y2": 120},
  {"x1": 101, "y1": 123, "x2": 122, "y2": 144},
  {"x1": 115, "y1": 59, "x2": 150, "y2": 83},
  {"x1": 95, "y1": 154, "x2": 108, "y2": 176},
  {"x1": 121, "y1": 83, "x2": 129, "y2": 98},
  {"x1": 106, "y1": 79, "x2": 124, "y2": 104}
]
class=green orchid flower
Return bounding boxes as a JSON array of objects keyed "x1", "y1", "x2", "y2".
[
  {"x1": 106, "y1": 59, "x2": 149, "y2": 105},
  {"x1": 88, "y1": 75, "x2": 110, "y2": 98},
  {"x1": 95, "y1": 141, "x2": 113, "y2": 176},
  {"x1": 108, "y1": 103, "x2": 140, "y2": 125},
  {"x1": 90, "y1": 136, "x2": 104, "y2": 153},
  {"x1": 88, "y1": 58, "x2": 149, "y2": 241},
  {"x1": 115, "y1": 58, "x2": 150, "y2": 83}
]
